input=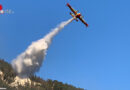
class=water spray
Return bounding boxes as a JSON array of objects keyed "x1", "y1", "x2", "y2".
[{"x1": 11, "y1": 18, "x2": 74, "y2": 78}]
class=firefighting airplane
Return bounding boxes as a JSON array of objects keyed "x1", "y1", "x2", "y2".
[{"x1": 67, "y1": 3, "x2": 88, "y2": 27}]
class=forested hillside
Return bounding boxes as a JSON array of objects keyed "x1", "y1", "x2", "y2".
[{"x1": 0, "y1": 59, "x2": 84, "y2": 90}]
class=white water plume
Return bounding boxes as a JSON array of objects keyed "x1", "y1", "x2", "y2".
[{"x1": 11, "y1": 18, "x2": 74, "y2": 78}]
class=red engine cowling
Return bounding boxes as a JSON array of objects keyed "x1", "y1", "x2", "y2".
[{"x1": 76, "y1": 13, "x2": 81, "y2": 18}]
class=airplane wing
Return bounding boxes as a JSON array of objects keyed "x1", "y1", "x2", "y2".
[
  {"x1": 67, "y1": 3, "x2": 77, "y2": 15},
  {"x1": 79, "y1": 17, "x2": 88, "y2": 27}
]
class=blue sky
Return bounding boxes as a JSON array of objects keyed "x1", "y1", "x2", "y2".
[{"x1": 0, "y1": 0, "x2": 130, "y2": 90}]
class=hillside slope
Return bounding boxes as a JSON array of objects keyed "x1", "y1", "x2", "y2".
[{"x1": 0, "y1": 59, "x2": 84, "y2": 90}]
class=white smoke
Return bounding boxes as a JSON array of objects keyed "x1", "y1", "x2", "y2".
[{"x1": 11, "y1": 18, "x2": 74, "y2": 78}]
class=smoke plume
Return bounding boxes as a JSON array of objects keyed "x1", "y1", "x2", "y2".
[{"x1": 11, "y1": 18, "x2": 74, "y2": 78}]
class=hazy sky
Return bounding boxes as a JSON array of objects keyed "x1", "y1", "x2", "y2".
[{"x1": 0, "y1": 0, "x2": 130, "y2": 90}]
